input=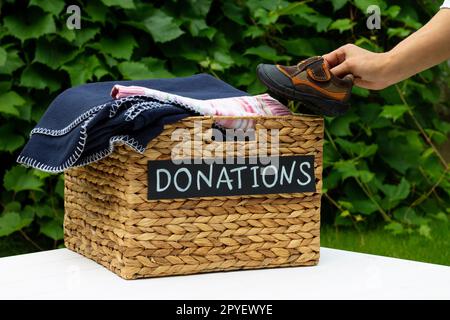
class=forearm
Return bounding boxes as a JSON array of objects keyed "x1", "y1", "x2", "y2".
[{"x1": 385, "y1": 9, "x2": 450, "y2": 83}]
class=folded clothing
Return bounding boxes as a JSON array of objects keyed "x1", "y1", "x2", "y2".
[
  {"x1": 111, "y1": 85, "x2": 290, "y2": 129},
  {"x1": 17, "y1": 73, "x2": 291, "y2": 173}
]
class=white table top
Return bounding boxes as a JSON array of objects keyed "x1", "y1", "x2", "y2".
[{"x1": 0, "y1": 248, "x2": 448, "y2": 300}]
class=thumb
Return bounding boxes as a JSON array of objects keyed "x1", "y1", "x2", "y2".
[{"x1": 330, "y1": 60, "x2": 352, "y2": 78}]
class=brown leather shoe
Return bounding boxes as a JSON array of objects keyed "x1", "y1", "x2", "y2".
[{"x1": 257, "y1": 56, "x2": 353, "y2": 116}]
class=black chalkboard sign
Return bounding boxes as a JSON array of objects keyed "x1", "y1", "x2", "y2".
[{"x1": 147, "y1": 156, "x2": 316, "y2": 200}]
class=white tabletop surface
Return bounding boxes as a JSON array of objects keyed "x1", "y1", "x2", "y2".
[{"x1": 0, "y1": 247, "x2": 448, "y2": 300}]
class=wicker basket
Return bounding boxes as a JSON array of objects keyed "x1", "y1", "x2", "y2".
[{"x1": 64, "y1": 115, "x2": 323, "y2": 279}]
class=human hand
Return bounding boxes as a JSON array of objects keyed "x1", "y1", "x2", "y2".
[{"x1": 323, "y1": 44, "x2": 394, "y2": 90}]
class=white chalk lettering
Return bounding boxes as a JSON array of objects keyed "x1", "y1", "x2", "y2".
[
  {"x1": 230, "y1": 166, "x2": 247, "y2": 189},
  {"x1": 216, "y1": 167, "x2": 233, "y2": 190},
  {"x1": 280, "y1": 160, "x2": 296, "y2": 185},
  {"x1": 197, "y1": 164, "x2": 213, "y2": 190},
  {"x1": 250, "y1": 166, "x2": 260, "y2": 187},
  {"x1": 174, "y1": 168, "x2": 192, "y2": 192},
  {"x1": 261, "y1": 165, "x2": 278, "y2": 188},
  {"x1": 297, "y1": 162, "x2": 312, "y2": 186},
  {"x1": 156, "y1": 169, "x2": 171, "y2": 192}
]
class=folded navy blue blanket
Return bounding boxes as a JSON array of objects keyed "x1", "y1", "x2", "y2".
[{"x1": 17, "y1": 74, "x2": 248, "y2": 173}]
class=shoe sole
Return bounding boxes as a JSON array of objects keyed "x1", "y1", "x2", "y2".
[{"x1": 257, "y1": 65, "x2": 350, "y2": 117}]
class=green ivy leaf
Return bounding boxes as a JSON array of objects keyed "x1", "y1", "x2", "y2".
[
  {"x1": 29, "y1": 0, "x2": 65, "y2": 15},
  {"x1": 34, "y1": 205, "x2": 56, "y2": 218},
  {"x1": 286, "y1": 5, "x2": 332, "y2": 32},
  {"x1": 331, "y1": 0, "x2": 348, "y2": 11},
  {"x1": 393, "y1": 207, "x2": 427, "y2": 226},
  {"x1": 387, "y1": 28, "x2": 412, "y2": 39},
  {"x1": 39, "y1": 219, "x2": 64, "y2": 240},
  {"x1": 323, "y1": 170, "x2": 341, "y2": 192},
  {"x1": 221, "y1": 1, "x2": 246, "y2": 25},
  {"x1": 335, "y1": 138, "x2": 378, "y2": 158},
  {"x1": 34, "y1": 39, "x2": 78, "y2": 69},
  {"x1": 118, "y1": 60, "x2": 173, "y2": 80},
  {"x1": 187, "y1": 19, "x2": 216, "y2": 40},
  {"x1": 209, "y1": 51, "x2": 234, "y2": 71},
  {"x1": 351, "y1": 199, "x2": 378, "y2": 215},
  {"x1": 380, "y1": 105, "x2": 409, "y2": 121},
  {"x1": 159, "y1": 38, "x2": 207, "y2": 62},
  {"x1": 352, "y1": 86, "x2": 370, "y2": 97},
  {"x1": 254, "y1": 8, "x2": 279, "y2": 25},
  {"x1": 59, "y1": 26, "x2": 100, "y2": 47},
  {"x1": 32, "y1": 170, "x2": 52, "y2": 180},
  {"x1": 385, "y1": 5, "x2": 401, "y2": 18},
  {"x1": 20, "y1": 64, "x2": 61, "y2": 92},
  {"x1": 425, "y1": 129, "x2": 447, "y2": 145},
  {"x1": 399, "y1": 15, "x2": 422, "y2": 29},
  {"x1": 144, "y1": 10, "x2": 184, "y2": 43},
  {"x1": 0, "y1": 80, "x2": 11, "y2": 92},
  {"x1": 246, "y1": 0, "x2": 289, "y2": 12},
  {"x1": 277, "y1": 38, "x2": 316, "y2": 57},
  {"x1": 0, "y1": 211, "x2": 33, "y2": 237},
  {"x1": 327, "y1": 112, "x2": 359, "y2": 136},
  {"x1": 58, "y1": 27, "x2": 76, "y2": 42},
  {"x1": 0, "y1": 47, "x2": 6, "y2": 66},
  {"x1": 247, "y1": 78, "x2": 266, "y2": 95},
  {"x1": 0, "y1": 49, "x2": 24, "y2": 74},
  {"x1": 61, "y1": 55, "x2": 101, "y2": 86},
  {"x1": 378, "y1": 131, "x2": 422, "y2": 173},
  {"x1": 71, "y1": 27, "x2": 100, "y2": 46},
  {"x1": 4, "y1": 202, "x2": 21, "y2": 213},
  {"x1": 243, "y1": 25, "x2": 265, "y2": 39},
  {"x1": 55, "y1": 176, "x2": 65, "y2": 199},
  {"x1": 357, "y1": 103, "x2": 389, "y2": 134},
  {"x1": 0, "y1": 91, "x2": 26, "y2": 117},
  {"x1": 379, "y1": 86, "x2": 403, "y2": 104},
  {"x1": 244, "y1": 45, "x2": 291, "y2": 61},
  {"x1": 276, "y1": 2, "x2": 312, "y2": 16},
  {"x1": 354, "y1": 0, "x2": 387, "y2": 12},
  {"x1": 85, "y1": 1, "x2": 108, "y2": 23},
  {"x1": 3, "y1": 10, "x2": 56, "y2": 42},
  {"x1": 100, "y1": 0, "x2": 135, "y2": 9},
  {"x1": 420, "y1": 84, "x2": 441, "y2": 104},
  {"x1": 186, "y1": 0, "x2": 212, "y2": 17},
  {"x1": 328, "y1": 18, "x2": 355, "y2": 33},
  {"x1": 99, "y1": 33, "x2": 137, "y2": 60},
  {"x1": 323, "y1": 141, "x2": 339, "y2": 166},
  {"x1": 333, "y1": 160, "x2": 358, "y2": 180},
  {"x1": 432, "y1": 118, "x2": 450, "y2": 135},
  {"x1": 334, "y1": 160, "x2": 374, "y2": 183},
  {"x1": 0, "y1": 124, "x2": 25, "y2": 153},
  {"x1": 4, "y1": 166, "x2": 44, "y2": 193},
  {"x1": 379, "y1": 178, "x2": 411, "y2": 202},
  {"x1": 358, "y1": 170, "x2": 375, "y2": 183}
]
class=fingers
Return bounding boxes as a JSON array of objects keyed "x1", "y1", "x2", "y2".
[
  {"x1": 323, "y1": 47, "x2": 346, "y2": 68},
  {"x1": 330, "y1": 61, "x2": 351, "y2": 78}
]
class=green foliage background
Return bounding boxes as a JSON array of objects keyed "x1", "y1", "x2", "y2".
[{"x1": 0, "y1": 0, "x2": 449, "y2": 251}]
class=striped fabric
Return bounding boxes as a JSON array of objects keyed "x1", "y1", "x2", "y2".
[{"x1": 111, "y1": 84, "x2": 291, "y2": 130}]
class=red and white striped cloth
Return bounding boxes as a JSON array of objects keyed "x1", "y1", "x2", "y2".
[{"x1": 111, "y1": 84, "x2": 291, "y2": 129}]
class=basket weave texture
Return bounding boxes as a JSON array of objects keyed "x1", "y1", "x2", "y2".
[{"x1": 64, "y1": 115, "x2": 324, "y2": 279}]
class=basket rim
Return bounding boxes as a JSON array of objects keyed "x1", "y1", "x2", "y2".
[{"x1": 182, "y1": 113, "x2": 323, "y2": 121}]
